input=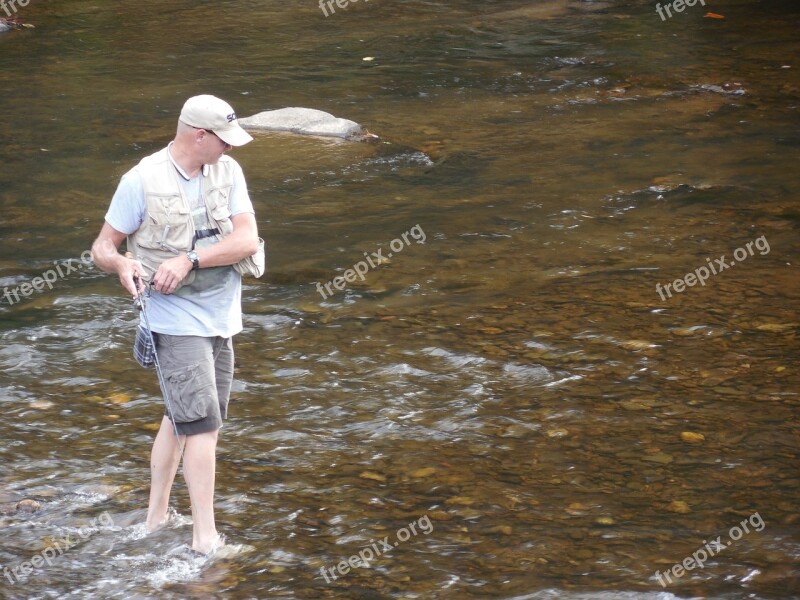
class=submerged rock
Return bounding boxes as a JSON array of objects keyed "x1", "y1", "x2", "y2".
[
  {"x1": 0, "y1": 18, "x2": 34, "y2": 32},
  {"x1": 695, "y1": 82, "x2": 746, "y2": 96},
  {"x1": 0, "y1": 498, "x2": 41, "y2": 515},
  {"x1": 681, "y1": 431, "x2": 706, "y2": 443},
  {"x1": 238, "y1": 107, "x2": 375, "y2": 141}
]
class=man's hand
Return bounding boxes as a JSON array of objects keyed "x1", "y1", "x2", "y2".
[
  {"x1": 119, "y1": 256, "x2": 146, "y2": 297},
  {"x1": 152, "y1": 254, "x2": 193, "y2": 294},
  {"x1": 92, "y1": 223, "x2": 146, "y2": 298}
]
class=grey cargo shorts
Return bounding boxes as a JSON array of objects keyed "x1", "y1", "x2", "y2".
[{"x1": 156, "y1": 334, "x2": 234, "y2": 435}]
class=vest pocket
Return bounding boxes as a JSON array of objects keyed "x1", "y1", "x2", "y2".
[
  {"x1": 141, "y1": 193, "x2": 192, "y2": 252},
  {"x1": 207, "y1": 186, "x2": 234, "y2": 236},
  {"x1": 133, "y1": 192, "x2": 196, "y2": 289},
  {"x1": 234, "y1": 236, "x2": 266, "y2": 278}
]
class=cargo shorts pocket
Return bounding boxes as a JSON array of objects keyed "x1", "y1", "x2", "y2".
[{"x1": 164, "y1": 362, "x2": 216, "y2": 423}]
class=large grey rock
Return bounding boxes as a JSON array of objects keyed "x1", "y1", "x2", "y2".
[{"x1": 238, "y1": 107, "x2": 370, "y2": 140}]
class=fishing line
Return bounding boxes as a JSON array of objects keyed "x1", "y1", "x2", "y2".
[{"x1": 132, "y1": 275, "x2": 186, "y2": 461}]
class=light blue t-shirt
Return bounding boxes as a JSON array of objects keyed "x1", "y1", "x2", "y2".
[{"x1": 105, "y1": 145, "x2": 255, "y2": 338}]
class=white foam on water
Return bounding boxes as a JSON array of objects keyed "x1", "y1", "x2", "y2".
[
  {"x1": 116, "y1": 521, "x2": 148, "y2": 543},
  {"x1": 143, "y1": 551, "x2": 206, "y2": 588},
  {"x1": 504, "y1": 592, "x2": 696, "y2": 600}
]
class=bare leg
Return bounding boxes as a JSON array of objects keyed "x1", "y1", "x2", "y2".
[
  {"x1": 182, "y1": 428, "x2": 220, "y2": 553},
  {"x1": 145, "y1": 416, "x2": 183, "y2": 532}
]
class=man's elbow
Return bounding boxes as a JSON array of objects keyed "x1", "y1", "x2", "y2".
[
  {"x1": 90, "y1": 239, "x2": 108, "y2": 272},
  {"x1": 231, "y1": 216, "x2": 260, "y2": 256},
  {"x1": 243, "y1": 234, "x2": 260, "y2": 257}
]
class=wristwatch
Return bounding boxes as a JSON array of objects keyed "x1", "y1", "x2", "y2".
[{"x1": 187, "y1": 250, "x2": 200, "y2": 270}]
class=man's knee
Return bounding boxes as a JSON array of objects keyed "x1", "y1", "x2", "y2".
[
  {"x1": 195, "y1": 429, "x2": 218, "y2": 444},
  {"x1": 186, "y1": 428, "x2": 219, "y2": 448}
]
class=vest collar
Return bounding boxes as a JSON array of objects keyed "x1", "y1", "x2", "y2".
[{"x1": 167, "y1": 142, "x2": 210, "y2": 180}]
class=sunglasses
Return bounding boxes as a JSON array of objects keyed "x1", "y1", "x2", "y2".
[
  {"x1": 191, "y1": 126, "x2": 232, "y2": 148},
  {"x1": 193, "y1": 126, "x2": 218, "y2": 137}
]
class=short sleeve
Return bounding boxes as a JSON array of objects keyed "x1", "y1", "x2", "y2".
[
  {"x1": 105, "y1": 169, "x2": 146, "y2": 235},
  {"x1": 228, "y1": 160, "x2": 255, "y2": 217}
]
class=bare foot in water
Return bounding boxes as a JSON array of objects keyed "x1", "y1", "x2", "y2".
[
  {"x1": 145, "y1": 508, "x2": 178, "y2": 534},
  {"x1": 192, "y1": 533, "x2": 225, "y2": 556}
]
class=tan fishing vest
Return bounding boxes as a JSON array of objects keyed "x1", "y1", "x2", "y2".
[{"x1": 127, "y1": 147, "x2": 264, "y2": 288}]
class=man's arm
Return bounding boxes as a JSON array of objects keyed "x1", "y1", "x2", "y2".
[
  {"x1": 197, "y1": 212, "x2": 260, "y2": 269},
  {"x1": 149, "y1": 213, "x2": 260, "y2": 295},
  {"x1": 91, "y1": 222, "x2": 145, "y2": 297}
]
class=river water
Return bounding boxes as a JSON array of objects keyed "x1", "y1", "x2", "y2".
[{"x1": 1, "y1": 0, "x2": 798, "y2": 599}]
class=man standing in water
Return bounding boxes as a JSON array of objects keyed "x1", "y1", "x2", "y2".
[{"x1": 91, "y1": 95, "x2": 260, "y2": 554}]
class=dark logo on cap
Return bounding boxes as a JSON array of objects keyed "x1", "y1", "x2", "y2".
[{"x1": 227, "y1": 112, "x2": 236, "y2": 122}]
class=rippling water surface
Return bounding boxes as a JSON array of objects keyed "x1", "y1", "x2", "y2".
[{"x1": 1, "y1": 0, "x2": 799, "y2": 598}]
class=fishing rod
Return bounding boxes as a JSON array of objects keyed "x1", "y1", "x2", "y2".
[{"x1": 127, "y1": 253, "x2": 185, "y2": 460}]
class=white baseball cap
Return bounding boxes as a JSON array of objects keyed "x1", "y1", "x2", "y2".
[{"x1": 179, "y1": 94, "x2": 253, "y2": 146}]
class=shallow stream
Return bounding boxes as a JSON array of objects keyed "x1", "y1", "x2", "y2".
[{"x1": 1, "y1": 0, "x2": 798, "y2": 598}]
